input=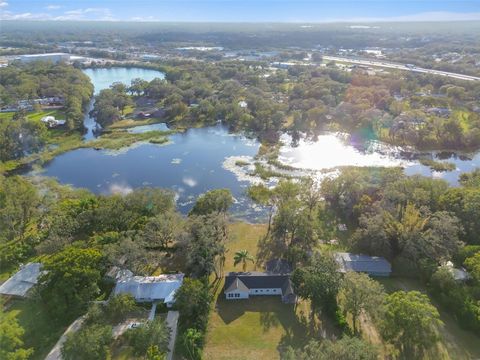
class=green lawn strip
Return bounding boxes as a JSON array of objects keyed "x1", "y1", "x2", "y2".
[
  {"x1": 0, "y1": 109, "x2": 66, "y2": 122},
  {"x1": 204, "y1": 296, "x2": 305, "y2": 360}
]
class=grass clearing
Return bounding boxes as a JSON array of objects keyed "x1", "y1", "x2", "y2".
[
  {"x1": 226, "y1": 222, "x2": 268, "y2": 272},
  {"x1": 87, "y1": 130, "x2": 170, "y2": 150},
  {"x1": 204, "y1": 297, "x2": 306, "y2": 360},
  {"x1": 0, "y1": 109, "x2": 66, "y2": 122}
]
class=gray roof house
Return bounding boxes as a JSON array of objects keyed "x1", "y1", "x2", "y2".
[
  {"x1": 224, "y1": 272, "x2": 296, "y2": 303},
  {"x1": 335, "y1": 252, "x2": 392, "y2": 277},
  {"x1": 0, "y1": 263, "x2": 43, "y2": 298},
  {"x1": 113, "y1": 273, "x2": 184, "y2": 307}
]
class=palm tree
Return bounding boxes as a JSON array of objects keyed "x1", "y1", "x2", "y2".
[{"x1": 233, "y1": 250, "x2": 255, "y2": 272}]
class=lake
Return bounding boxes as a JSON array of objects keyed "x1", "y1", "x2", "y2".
[{"x1": 39, "y1": 67, "x2": 480, "y2": 221}]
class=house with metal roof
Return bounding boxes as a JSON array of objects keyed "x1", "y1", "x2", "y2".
[
  {"x1": 224, "y1": 272, "x2": 296, "y2": 303},
  {"x1": 0, "y1": 263, "x2": 43, "y2": 298},
  {"x1": 113, "y1": 273, "x2": 184, "y2": 307},
  {"x1": 334, "y1": 252, "x2": 392, "y2": 277},
  {"x1": 441, "y1": 261, "x2": 471, "y2": 282}
]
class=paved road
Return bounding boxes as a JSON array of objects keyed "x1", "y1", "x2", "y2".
[{"x1": 322, "y1": 55, "x2": 480, "y2": 82}]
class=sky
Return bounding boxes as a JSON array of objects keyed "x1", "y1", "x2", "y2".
[{"x1": 0, "y1": 0, "x2": 479, "y2": 23}]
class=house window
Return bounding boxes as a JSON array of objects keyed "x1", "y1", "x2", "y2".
[{"x1": 235, "y1": 293, "x2": 240, "y2": 298}]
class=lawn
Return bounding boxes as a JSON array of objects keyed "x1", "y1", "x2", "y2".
[
  {"x1": 204, "y1": 297, "x2": 306, "y2": 360},
  {"x1": 0, "y1": 109, "x2": 66, "y2": 122},
  {"x1": 225, "y1": 222, "x2": 268, "y2": 272},
  {"x1": 6, "y1": 298, "x2": 67, "y2": 360}
]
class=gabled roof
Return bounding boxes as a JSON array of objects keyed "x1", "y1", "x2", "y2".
[
  {"x1": 282, "y1": 278, "x2": 295, "y2": 296},
  {"x1": 265, "y1": 259, "x2": 292, "y2": 274},
  {"x1": 225, "y1": 272, "x2": 292, "y2": 293},
  {"x1": 225, "y1": 277, "x2": 249, "y2": 293},
  {"x1": 335, "y1": 252, "x2": 391, "y2": 274},
  {"x1": 114, "y1": 273, "x2": 184, "y2": 303},
  {"x1": 0, "y1": 263, "x2": 43, "y2": 297}
]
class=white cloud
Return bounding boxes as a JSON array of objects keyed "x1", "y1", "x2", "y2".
[
  {"x1": 182, "y1": 177, "x2": 198, "y2": 187},
  {"x1": 0, "y1": 11, "x2": 51, "y2": 20},
  {"x1": 0, "y1": 6, "x2": 116, "y2": 21},
  {"x1": 130, "y1": 15, "x2": 160, "y2": 22},
  {"x1": 0, "y1": 2, "x2": 8, "y2": 8},
  {"x1": 109, "y1": 183, "x2": 133, "y2": 196},
  {"x1": 45, "y1": 5, "x2": 61, "y2": 10}
]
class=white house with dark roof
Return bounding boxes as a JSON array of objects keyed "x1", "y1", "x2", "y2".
[
  {"x1": 0, "y1": 263, "x2": 43, "y2": 298},
  {"x1": 113, "y1": 273, "x2": 184, "y2": 307},
  {"x1": 224, "y1": 272, "x2": 296, "y2": 303},
  {"x1": 335, "y1": 252, "x2": 392, "y2": 277}
]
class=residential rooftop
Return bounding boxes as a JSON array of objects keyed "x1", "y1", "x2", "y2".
[
  {"x1": 0, "y1": 263, "x2": 43, "y2": 297},
  {"x1": 335, "y1": 252, "x2": 392, "y2": 276}
]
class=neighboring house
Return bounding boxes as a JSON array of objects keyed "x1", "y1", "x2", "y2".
[
  {"x1": 441, "y1": 261, "x2": 471, "y2": 282},
  {"x1": 238, "y1": 100, "x2": 248, "y2": 108},
  {"x1": 0, "y1": 263, "x2": 43, "y2": 298},
  {"x1": 41, "y1": 116, "x2": 66, "y2": 128},
  {"x1": 113, "y1": 273, "x2": 184, "y2": 307},
  {"x1": 18, "y1": 53, "x2": 71, "y2": 64},
  {"x1": 426, "y1": 107, "x2": 451, "y2": 118},
  {"x1": 224, "y1": 272, "x2": 296, "y2": 303},
  {"x1": 335, "y1": 252, "x2": 392, "y2": 277}
]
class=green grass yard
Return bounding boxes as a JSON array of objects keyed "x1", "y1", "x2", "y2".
[
  {"x1": 204, "y1": 296, "x2": 306, "y2": 360},
  {"x1": 0, "y1": 109, "x2": 66, "y2": 122}
]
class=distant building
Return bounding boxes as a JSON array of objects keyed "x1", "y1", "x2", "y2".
[
  {"x1": 334, "y1": 252, "x2": 392, "y2": 277},
  {"x1": 141, "y1": 54, "x2": 161, "y2": 61},
  {"x1": 19, "y1": 53, "x2": 71, "y2": 64},
  {"x1": 426, "y1": 107, "x2": 451, "y2": 118},
  {"x1": 441, "y1": 261, "x2": 471, "y2": 282},
  {"x1": 0, "y1": 263, "x2": 43, "y2": 298},
  {"x1": 224, "y1": 272, "x2": 296, "y2": 303},
  {"x1": 238, "y1": 100, "x2": 248, "y2": 108},
  {"x1": 113, "y1": 273, "x2": 184, "y2": 307},
  {"x1": 271, "y1": 61, "x2": 296, "y2": 69},
  {"x1": 41, "y1": 116, "x2": 66, "y2": 128},
  {"x1": 364, "y1": 49, "x2": 384, "y2": 58}
]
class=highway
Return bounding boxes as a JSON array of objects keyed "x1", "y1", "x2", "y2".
[{"x1": 322, "y1": 55, "x2": 480, "y2": 82}]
